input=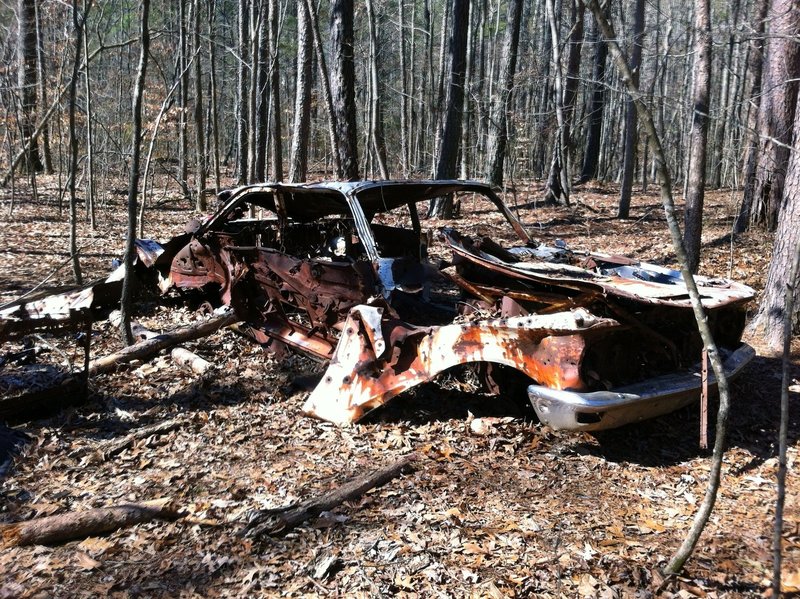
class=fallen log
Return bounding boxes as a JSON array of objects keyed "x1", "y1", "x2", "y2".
[
  {"x1": 242, "y1": 452, "x2": 419, "y2": 538},
  {"x1": 90, "y1": 310, "x2": 237, "y2": 376},
  {"x1": 169, "y1": 346, "x2": 211, "y2": 374},
  {"x1": 0, "y1": 498, "x2": 182, "y2": 547},
  {"x1": 118, "y1": 314, "x2": 212, "y2": 374}
]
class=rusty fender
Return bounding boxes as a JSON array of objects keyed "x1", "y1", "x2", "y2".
[{"x1": 302, "y1": 305, "x2": 620, "y2": 424}]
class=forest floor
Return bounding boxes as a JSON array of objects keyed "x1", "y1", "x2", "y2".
[{"x1": 0, "y1": 175, "x2": 798, "y2": 598}]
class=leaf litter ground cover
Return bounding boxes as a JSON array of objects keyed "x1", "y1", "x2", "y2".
[{"x1": 0, "y1": 176, "x2": 798, "y2": 598}]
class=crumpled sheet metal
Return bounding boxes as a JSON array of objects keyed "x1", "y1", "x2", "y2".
[
  {"x1": 303, "y1": 305, "x2": 620, "y2": 424},
  {"x1": 0, "y1": 241, "x2": 164, "y2": 342}
]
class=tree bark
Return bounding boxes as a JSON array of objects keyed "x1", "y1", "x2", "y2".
[
  {"x1": 773, "y1": 227, "x2": 800, "y2": 595},
  {"x1": 67, "y1": 1, "x2": 88, "y2": 286},
  {"x1": 735, "y1": 0, "x2": 769, "y2": 232},
  {"x1": 748, "y1": 105, "x2": 800, "y2": 351},
  {"x1": 192, "y1": 0, "x2": 206, "y2": 210},
  {"x1": 618, "y1": 0, "x2": 645, "y2": 219},
  {"x1": 177, "y1": 0, "x2": 190, "y2": 199},
  {"x1": 738, "y1": 0, "x2": 800, "y2": 231},
  {"x1": 428, "y1": 0, "x2": 469, "y2": 218},
  {"x1": 34, "y1": 0, "x2": 52, "y2": 174},
  {"x1": 99, "y1": 311, "x2": 237, "y2": 376},
  {"x1": 330, "y1": 0, "x2": 359, "y2": 180},
  {"x1": 1, "y1": 499, "x2": 181, "y2": 548},
  {"x1": 484, "y1": 0, "x2": 523, "y2": 187},
  {"x1": 17, "y1": 0, "x2": 42, "y2": 173},
  {"x1": 305, "y1": 0, "x2": 341, "y2": 178},
  {"x1": 683, "y1": 0, "x2": 712, "y2": 274},
  {"x1": 580, "y1": 8, "x2": 608, "y2": 182},
  {"x1": 366, "y1": 0, "x2": 389, "y2": 179},
  {"x1": 207, "y1": 0, "x2": 221, "y2": 194},
  {"x1": 82, "y1": 4, "x2": 96, "y2": 229},
  {"x1": 398, "y1": 0, "x2": 410, "y2": 176},
  {"x1": 268, "y1": 0, "x2": 283, "y2": 182},
  {"x1": 255, "y1": 1, "x2": 269, "y2": 182},
  {"x1": 236, "y1": 0, "x2": 249, "y2": 184},
  {"x1": 119, "y1": 0, "x2": 150, "y2": 347},
  {"x1": 289, "y1": 0, "x2": 312, "y2": 182},
  {"x1": 242, "y1": 453, "x2": 419, "y2": 538}
]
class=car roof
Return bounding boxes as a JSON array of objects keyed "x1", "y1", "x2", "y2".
[{"x1": 219, "y1": 179, "x2": 498, "y2": 221}]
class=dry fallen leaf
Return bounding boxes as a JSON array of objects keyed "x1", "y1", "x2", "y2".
[{"x1": 74, "y1": 552, "x2": 101, "y2": 571}]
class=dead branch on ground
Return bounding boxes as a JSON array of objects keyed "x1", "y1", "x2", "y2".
[
  {"x1": 1, "y1": 498, "x2": 182, "y2": 547},
  {"x1": 242, "y1": 452, "x2": 420, "y2": 538}
]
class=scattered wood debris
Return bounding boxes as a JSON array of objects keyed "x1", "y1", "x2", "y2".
[
  {"x1": 242, "y1": 452, "x2": 420, "y2": 538},
  {"x1": 1, "y1": 498, "x2": 182, "y2": 548}
]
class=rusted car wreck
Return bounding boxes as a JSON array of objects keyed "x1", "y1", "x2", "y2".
[{"x1": 1, "y1": 180, "x2": 755, "y2": 430}]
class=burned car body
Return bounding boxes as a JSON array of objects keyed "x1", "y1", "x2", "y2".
[{"x1": 1, "y1": 180, "x2": 755, "y2": 430}]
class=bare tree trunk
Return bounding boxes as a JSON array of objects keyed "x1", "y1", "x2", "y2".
[
  {"x1": 17, "y1": 0, "x2": 42, "y2": 173},
  {"x1": 268, "y1": 0, "x2": 283, "y2": 182},
  {"x1": 329, "y1": 0, "x2": 359, "y2": 180},
  {"x1": 735, "y1": 0, "x2": 769, "y2": 232},
  {"x1": 580, "y1": 6, "x2": 607, "y2": 182},
  {"x1": 34, "y1": 0, "x2": 52, "y2": 174},
  {"x1": 192, "y1": 0, "x2": 206, "y2": 210},
  {"x1": 460, "y1": 0, "x2": 476, "y2": 179},
  {"x1": 431, "y1": 4, "x2": 449, "y2": 174},
  {"x1": 67, "y1": 1, "x2": 89, "y2": 286},
  {"x1": 428, "y1": 0, "x2": 469, "y2": 218},
  {"x1": 773, "y1": 227, "x2": 800, "y2": 595},
  {"x1": 739, "y1": 0, "x2": 800, "y2": 231},
  {"x1": 82, "y1": 4, "x2": 96, "y2": 230},
  {"x1": 710, "y1": 0, "x2": 740, "y2": 189},
  {"x1": 178, "y1": 0, "x2": 190, "y2": 199},
  {"x1": 544, "y1": 0, "x2": 570, "y2": 204},
  {"x1": 485, "y1": 0, "x2": 523, "y2": 187},
  {"x1": 683, "y1": 0, "x2": 712, "y2": 273},
  {"x1": 255, "y1": 2, "x2": 268, "y2": 181},
  {"x1": 289, "y1": 0, "x2": 312, "y2": 183},
  {"x1": 618, "y1": 0, "x2": 645, "y2": 219},
  {"x1": 366, "y1": 0, "x2": 389, "y2": 179},
  {"x1": 398, "y1": 0, "x2": 410, "y2": 177},
  {"x1": 207, "y1": 0, "x2": 221, "y2": 194},
  {"x1": 247, "y1": 2, "x2": 261, "y2": 184},
  {"x1": 749, "y1": 107, "x2": 800, "y2": 350},
  {"x1": 236, "y1": 0, "x2": 249, "y2": 184},
  {"x1": 305, "y1": 0, "x2": 341, "y2": 178},
  {"x1": 119, "y1": 0, "x2": 150, "y2": 347}
]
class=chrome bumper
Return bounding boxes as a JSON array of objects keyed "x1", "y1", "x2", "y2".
[{"x1": 528, "y1": 343, "x2": 755, "y2": 431}]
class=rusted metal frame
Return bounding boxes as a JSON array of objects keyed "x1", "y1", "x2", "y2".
[
  {"x1": 534, "y1": 294, "x2": 602, "y2": 315},
  {"x1": 343, "y1": 191, "x2": 380, "y2": 262},
  {"x1": 599, "y1": 298, "x2": 681, "y2": 366},
  {"x1": 440, "y1": 270, "x2": 496, "y2": 305},
  {"x1": 197, "y1": 183, "x2": 280, "y2": 235},
  {"x1": 700, "y1": 348, "x2": 709, "y2": 449},
  {"x1": 303, "y1": 307, "x2": 620, "y2": 424},
  {"x1": 234, "y1": 315, "x2": 335, "y2": 361},
  {"x1": 444, "y1": 233, "x2": 600, "y2": 298},
  {"x1": 406, "y1": 203, "x2": 423, "y2": 260},
  {"x1": 82, "y1": 309, "x2": 91, "y2": 399},
  {"x1": 481, "y1": 188, "x2": 533, "y2": 243},
  {"x1": 244, "y1": 248, "x2": 374, "y2": 332}
]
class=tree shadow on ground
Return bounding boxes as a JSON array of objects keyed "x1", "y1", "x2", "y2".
[
  {"x1": 581, "y1": 354, "x2": 798, "y2": 468},
  {"x1": 355, "y1": 352, "x2": 797, "y2": 471}
]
